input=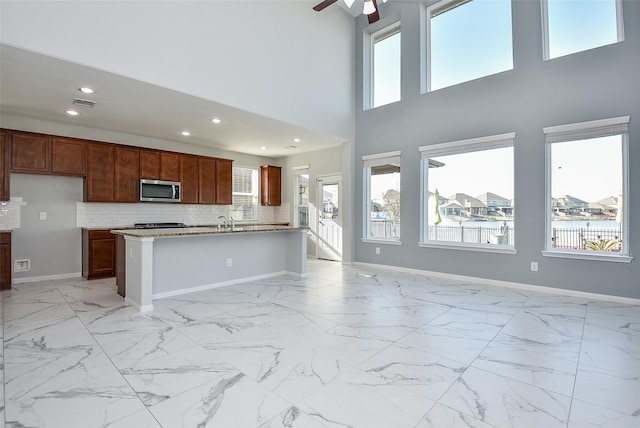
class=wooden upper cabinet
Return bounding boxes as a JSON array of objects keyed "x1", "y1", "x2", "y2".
[
  {"x1": 180, "y1": 154, "x2": 199, "y2": 204},
  {"x1": 216, "y1": 159, "x2": 233, "y2": 205},
  {"x1": 0, "y1": 132, "x2": 9, "y2": 201},
  {"x1": 85, "y1": 143, "x2": 115, "y2": 202},
  {"x1": 115, "y1": 146, "x2": 139, "y2": 202},
  {"x1": 261, "y1": 165, "x2": 281, "y2": 206},
  {"x1": 160, "y1": 152, "x2": 180, "y2": 182},
  {"x1": 198, "y1": 157, "x2": 216, "y2": 204},
  {"x1": 140, "y1": 149, "x2": 160, "y2": 179},
  {"x1": 51, "y1": 137, "x2": 86, "y2": 176},
  {"x1": 10, "y1": 132, "x2": 50, "y2": 173}
]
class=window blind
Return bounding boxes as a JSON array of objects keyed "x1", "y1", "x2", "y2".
[
  {"x1": 419, "y1": 132, "x2": 515, "y2": 158},
  {"x1": 544, "y1": 116, "x2": 629, "y2": 143}
]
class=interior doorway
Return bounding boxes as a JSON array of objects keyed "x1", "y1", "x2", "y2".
[{"x1": 316, "y1": 175, "x2": 342, "y2": 262}]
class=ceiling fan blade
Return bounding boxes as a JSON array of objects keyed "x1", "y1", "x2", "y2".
[
  {"x1": 313, "y1": 0, "x2": 339, "y2": 12},
  {"x1": 368, "y1": 0, "x2": 380, "y2": 24}
]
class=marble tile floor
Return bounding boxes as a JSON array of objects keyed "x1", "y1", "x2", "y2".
[{"x1": 1, "y1": 259, "x2": 639, "y2": 428}]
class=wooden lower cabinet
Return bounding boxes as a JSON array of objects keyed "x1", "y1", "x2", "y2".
[
  {"x1": 115, "y1": 234, "x2": 126, "y2": 297},
  {"x1": 0, "y1": 232, "x2": 11, "y2": 290},
  {"x1": 82, "y1": 229, "x2": 116, "y2": 279}
]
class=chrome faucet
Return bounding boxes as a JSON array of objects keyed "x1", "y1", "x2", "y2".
[{"x1": 217, "y1": 215, "x2": 228, "y2": 231}]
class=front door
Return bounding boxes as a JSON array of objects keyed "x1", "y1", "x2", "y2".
[{"x1": 316, "y1": 175, "x2": 342, "y2": 262}]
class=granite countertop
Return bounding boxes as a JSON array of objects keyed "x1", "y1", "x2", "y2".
[{"x1": 110, "y1": 224, "x2": 306, "y2": 238}]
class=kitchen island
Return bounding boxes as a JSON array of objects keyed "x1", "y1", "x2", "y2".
[{"x1": 111, "y1": 225, "x2": 308, "y2": 311}]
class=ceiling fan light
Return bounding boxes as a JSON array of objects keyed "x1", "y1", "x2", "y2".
[
  {"x1": 363, "y1": 0, "x2": 376, "y2": 15},
  {"x1": 343, "y1": 0, "x2": 355, "y2": 7}
]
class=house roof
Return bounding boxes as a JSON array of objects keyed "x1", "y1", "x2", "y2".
[
  {"x1": 476, "y1": 192, "x2": 510, "y2": 204},
  {"x1": 446, "y1": 193, "x2": 486, "y2": 208}
]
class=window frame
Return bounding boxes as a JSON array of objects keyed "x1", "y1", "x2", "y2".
[
  {"x1": 542, "y1": 116, "x2": 632, "y2": 263},
  {"x1": 370, "y1": 22, "x2": 402, "y2": 109},
  {"x1": 362, "y1": 150, "x2": 402, "y2": 245},
  {"x1": 418, "y1": 132, "x2": 517, "y2": 254},
  {"x1": 423, "y1": 0, "x2": 513, "y2": 93},
  {"x1": 292, "y1": 165, "x2": 310, "y2": 228},
  {"x1": 231, "y1": 165, "x2": 259, "y2": 222},
  {"x1": 541, "y1": 0, "x2": 625, "y2": 61}
]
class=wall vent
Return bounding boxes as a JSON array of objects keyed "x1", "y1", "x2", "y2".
[
  {"x1": 15, "y1": 258, "x2": 30, "y2": 272},
  {"x1": 72, "y1": 98, "x2": 96, "y2": 108}
]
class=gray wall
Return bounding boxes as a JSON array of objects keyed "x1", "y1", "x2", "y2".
[
  {"x1": 354, "y1": 0, "x2": 640, "y2": 298},
  {"x1": 11, "y1": 174, "x2": 84, "y2": 279}
]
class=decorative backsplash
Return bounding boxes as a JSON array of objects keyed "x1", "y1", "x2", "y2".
[{"x1": 76, "y1": 202, "x2": 286, "y2": 228}]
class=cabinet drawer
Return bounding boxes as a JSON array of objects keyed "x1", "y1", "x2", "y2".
[{"x1": 88, "y1": 230, "x2": 114, "y2": 240}]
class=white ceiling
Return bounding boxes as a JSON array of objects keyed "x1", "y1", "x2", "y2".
[{"x1": 0, "y1": 44, "x2": 346, "y2": 158}]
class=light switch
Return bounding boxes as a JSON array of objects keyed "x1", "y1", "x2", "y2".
[{"x1": 39, "y1": 212, "x2": 47, "y2": 220}]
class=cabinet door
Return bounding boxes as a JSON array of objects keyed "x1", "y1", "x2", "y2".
[
  {"x1": 86, "y1": 143, "x2": 115, "y2": 202},
  {"x1": 198, "y1": 157, "x2": 216, "y2": 204},
  {"x1": 10, "y1": 132, "x2": 50, "y2": 173},
  {"x1": 51, "y1": 137, "x2": 86, "y2": 176},
  {"x1": 180, "y1": 154, "x2": 199, "y2": 204},
  {"x1": 215, "y1": 159, "x2": 233, "y2": 205},
  {"x1": 0, "y1": 132, "x2": 9, "y2": 201},
  {"x1": 89, "y1": 231, "x2": 116, "y2": 278},
  {"x1": 115, "y1": 146, "x2": 139, "y2": 202},
  {"x1": 160, "y1": 152, "x2": 181, "y2": 182},
  {"x1": 140, "y1": 149, "x2": 161, "y2": 179},
  {"x1": 0, "y1": 233, "x2": 10, "y2": 290},
  {"x1": 261, "y1": 165, "x2": 281, "y2": 206}
]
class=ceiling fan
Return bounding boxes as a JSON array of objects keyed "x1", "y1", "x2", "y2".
[{"x1": 313, "y1": 0, "x2": 384, "y2": 24}]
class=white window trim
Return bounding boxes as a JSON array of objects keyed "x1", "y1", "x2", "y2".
[
  {"x1": 543, "y1": 116, "x2": 631, "y2": 262},
  {"x1": 419, "y1": 132, "x2": 516, "y2": 249},
  {"x1": 363, "y1": 150, "x2": 402, "y2": 242},
  {"x1": 232, "y1": 165, "x2": 258, "y2": 222},
  {"x1": 369, "y1": 22, "x2": 402, "y2": 109},
  {"x1": 541, "y1": 0, "x2": 625, "y2": 61}
]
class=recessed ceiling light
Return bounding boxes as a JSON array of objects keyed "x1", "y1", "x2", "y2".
[
  {"x1": 211, "y1": 118, "x2": 222, "y2": 124},
  {"x1": 181, "y1": 131, "x2": 190, "y2": 136},
  {"x1": 65, "y1": 110, "x2": 79, "y2": 116},
  {"x1": 260, "y1": 146, "x2": 267, "y2": 151},
  {"x1": 79, "y1": 87, "x2": 94, "y2": 94},
  {"x1": 293, "y1": 138, "x2": 301, "y2": 143},
  {"x1": 286, "y1": 145, "x2": 297, "y2": 150}
]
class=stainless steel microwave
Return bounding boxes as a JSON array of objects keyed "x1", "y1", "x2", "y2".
[{"x1": 140, "y1": 179, "x2": 181, "y2": 203}]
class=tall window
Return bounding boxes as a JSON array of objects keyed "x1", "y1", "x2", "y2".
[
  {"x1": 231, "y1": 166, "x2": 258, "y2": 221},
  {"x1": 543, "y1": 117, "x2": 630, "y2": 262},
  {"x1": 363, "y1": 151, "x2": 401, "y2": 242},
  {"x1": 419, "y1": 133, "x2": 515, "y2": 252},
  {"x1": 293, "y1": 167, "x2": 309, "y2": 227},
  {"x1": 542, "y1": 0, "x2": 624, "y2": 60},
  {"x1": 372, "y1": 24, "x2": 401, "y2": 108},
  {"x1": 425, "y1": 0, "x2": 513, "y2": 92}
]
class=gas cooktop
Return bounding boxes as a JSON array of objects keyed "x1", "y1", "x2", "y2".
[{"x1": 134, "y1": 222, "x2": 187, "y2": 229}]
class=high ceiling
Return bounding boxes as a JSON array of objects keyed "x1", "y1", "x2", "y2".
[{"x1": 0, "y1": 44, "x2": 346, "y2": 158}]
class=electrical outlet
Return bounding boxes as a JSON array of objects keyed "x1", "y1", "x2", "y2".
[
  {"x1": 226, "y1": 258, "x2": 233, "y2": 267},
  {"x1": 375, "y1": 247, "x2": 380, "y2": 255},
  {"x1": 531, "y1": 262, "x2": 539, "y2": 272},
  {"x1": 39, "y1": 211, "x2": 47, "y2": 220}
]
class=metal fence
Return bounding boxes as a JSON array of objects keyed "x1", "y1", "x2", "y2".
[
  {"x1": 551, "y1": 227, "x2": 623, "y2": 251},
  {"x1": 370, "y1": 220, "x2": 401, "y2": 239},
  {"x1": 427, "y1": 224, "x2": 513, "y2": 245}
]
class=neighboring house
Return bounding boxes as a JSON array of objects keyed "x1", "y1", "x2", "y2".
[
  {"x1": 552, "y1": 194, "x2": 588, "y2": 216},
  {"x1": 446, "y1": 193, "x2": 487, "y2": 216},
  {"x1": 476, "y1": 192, "x2": 513, "y2": 216},
  {"x1": 597, "y1": 196, "x2": 619, "y2": 216},
  {"x1": 441, "y1": 200, "x2": 464, "y2": 217},
  {"x1": 582, "y1": 203, "x2": 606, "y2": 216}
]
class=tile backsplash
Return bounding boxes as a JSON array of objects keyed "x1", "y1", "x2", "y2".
[
  {"x1": 0, "y1": 197, "x2": 26, "y2": 230},
  {"x1": 76, "y1": 202, "x2": 287, "y2": 228}
]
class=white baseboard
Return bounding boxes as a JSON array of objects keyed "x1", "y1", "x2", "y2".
[
  {"x1": 152, "y1": 271, "x2": 290, "y2": 300},
  {"x1": 12, "y1": 272, "x2": 82, "y2": 284},
  {"x1": 353, "y1": 262, "x2": 640, "y2": 305}
]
